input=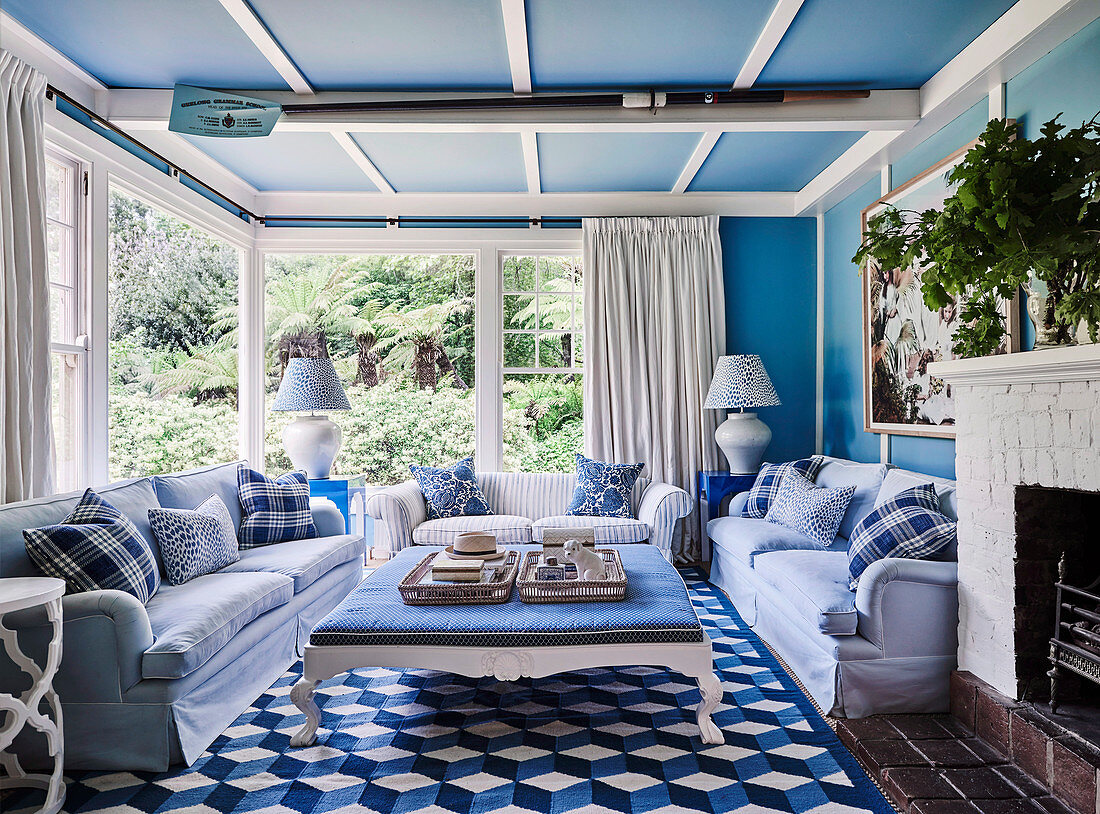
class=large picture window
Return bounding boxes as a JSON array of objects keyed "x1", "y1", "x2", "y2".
[
  {"x1": 501, "y1": 255, "x2": 584, "y2": 473},
  {"x1": 263, "y1": 253, "x2": 488, "y2": 484},
  {"x1": 106, "y1": 187, "x2": 240, "y2": 479}
]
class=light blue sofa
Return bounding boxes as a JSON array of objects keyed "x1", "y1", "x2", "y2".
[
  {"x1": 707, "y1": 456, "x2": 959, "y2": 718},
  {"x1": 0, "y1": 461, "x2": 365, "y2": 771}
]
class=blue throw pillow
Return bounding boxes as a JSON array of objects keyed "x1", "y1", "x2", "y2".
[
  {"x1": 742, "y1": 456, "x2": 824, "y2": 519},
  {"x1": 149, "y1": 495, "x2": 240, "y2": 585},
  {"x1": 847, "y1": 483, "x2": 956, "y2": 590},
  {"x1": 764, "y1": 471, "x2": 855, "y2": 549},
  {"x1": 566, "y1": 454, "x2": 644, "y2": 519},
  {"x1": 23, "y1": 489, "x2": 160, "y2": 603},
  {"x1": 237, "y1": 465, "x2": 318, "y2": 548},
  {"x1": 410, "y1": 456, "x2": 493, "y2": 520}
]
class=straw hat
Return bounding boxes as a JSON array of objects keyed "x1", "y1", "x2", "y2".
[{"x1": 445, "y1": 531, "x2": 505, "y2": 560}]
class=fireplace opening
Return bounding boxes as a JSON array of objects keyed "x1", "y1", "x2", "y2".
[{"x1": 1015, "y1": 485, "x2": 1100, "y2": 717}]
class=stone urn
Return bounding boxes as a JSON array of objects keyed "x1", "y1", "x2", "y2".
[{"x1": 1025, "y1": 274, "x2": 1077, "y2": 348}]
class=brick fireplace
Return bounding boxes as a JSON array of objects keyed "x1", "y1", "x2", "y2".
[{"x1": 930, "y1": 344, "x2": 1100, "y2": 702}]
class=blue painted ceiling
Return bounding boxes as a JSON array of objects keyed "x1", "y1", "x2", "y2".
[{"x1": 7, "y1": 0, "x2": 1021, "y2": 194}]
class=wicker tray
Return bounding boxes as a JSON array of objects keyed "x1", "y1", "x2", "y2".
[
  {"x1": 398, "y1": 550, "x2": 520, "y2": 606},
  {"x1": 517, "y1": 549, "x2": 627, "y2": 604}
]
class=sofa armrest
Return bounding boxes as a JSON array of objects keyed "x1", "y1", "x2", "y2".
[
  {"x1": 2, "y1": 590, "x2": 153, "y2": 702},
  {"x1": 727, "y1": 491, "x2": 750, "y2": 516},
  {"x1": 855, "y1": 558, "x2": 959, "y2": 658},
  {"x1": 366, "y1": 480, "x2": 427, "y2": 555},
  {"x1": 637, "y1": 482, "x2": 693, "y2": 560},
  {"x1": 310, "y1": 497, "x2": 346, "y2": 536}
]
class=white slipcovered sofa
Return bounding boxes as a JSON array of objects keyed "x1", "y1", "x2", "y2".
[
  {"x1": 708, "y1": 456, "x2": 959, "y2": 718},
  {"x1": 367, "y1": 471, "x2": 693, "y2": 560}
]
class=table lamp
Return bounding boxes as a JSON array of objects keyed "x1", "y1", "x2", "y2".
[
  {"x1": 272, "y1": 357, "x2": 351, "y2": 479},
  {"x1": 704, "y1": 354, "x2": 781, "y2": 474}
]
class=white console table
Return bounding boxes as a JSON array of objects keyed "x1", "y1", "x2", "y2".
[{"x1": 0, "y1": 577, "x2": 66, "y2": 814}]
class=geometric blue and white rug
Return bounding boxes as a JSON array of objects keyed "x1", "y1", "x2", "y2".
[{"x1": 31, "y1": 572, "x2": 894, "y2": 814}]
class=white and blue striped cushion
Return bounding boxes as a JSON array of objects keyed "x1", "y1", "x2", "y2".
[
  {"x1": 847, "y1": 484, "x2": 956, "y2": 589},
  {"x1": 533, "y1": 516, "x2": 650, "y2": 544},
  {"x1": 23, "y1": 489, "x2": 160, "y2": 603},
  {"x1": 412, "y1": 514, "x2": 533, "y2": 546},
  {"x1": 237, "y1": 465, "x2": 317, "y2": 548},
  {"x1": 742, "y1": 456, "x2": 824, "y2": 519},
  {"x1": 764, "y1": 471, "x2": 855, "y2": 549}
]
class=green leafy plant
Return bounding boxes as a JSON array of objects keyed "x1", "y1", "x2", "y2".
[{"x1": 853, "y1": 114, "x2": 1100, "y2": 357}]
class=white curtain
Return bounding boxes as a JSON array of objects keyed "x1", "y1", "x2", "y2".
[
  {"x1": 0, "y1": 50, "x2": 53, "y2": 503},
  {"x1": 583, "y1": 216, "x2": 725, "y2": 562}
]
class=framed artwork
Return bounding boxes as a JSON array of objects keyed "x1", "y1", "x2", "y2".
[{"x1": 860, "y1": 140, "x2": 1019, "y2": 438}]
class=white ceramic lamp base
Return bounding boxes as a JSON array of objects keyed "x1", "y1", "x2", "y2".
[
  {"x1": 715, "y1": 411, "x2": 772, "y2": 474},
  {"x1": 283, "y1": 414, "x2": 342, "y2": 479}
]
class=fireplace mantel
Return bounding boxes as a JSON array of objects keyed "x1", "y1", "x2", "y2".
[{"x1": 928, "y1": 343, "x2": 1100, "y2": 386}]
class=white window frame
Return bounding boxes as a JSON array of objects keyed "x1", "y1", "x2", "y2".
[
  {"x1": 253, "y1": 229, "x2": 581, "y2": 473},
  {"x1": 501, "y1": 252, "x2": 584, "y2": 375},
  {"x1": 45, "y1": 144, "x2": 90, "y2": 490}
]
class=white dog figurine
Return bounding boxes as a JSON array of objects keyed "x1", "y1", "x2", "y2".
[{"x1": 562, "y1": 539, "x2": 607, "y2": 581}]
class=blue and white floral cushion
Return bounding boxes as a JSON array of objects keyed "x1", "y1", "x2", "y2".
[
  {"x1": 566, "y1": 454, "x2": 644, "y2": 519},
  {"x1": 23, "y1": 489, "x2": 160, "y2": 603},
  {"x1": 149, "y1": 495, "x2": 240, "y2": 585},
  {"x1": 237, "y1": 465, "x2": 318, "y2": 548},
  {"x1": 741, "y1": 456, "x2": 824, "y2": 519},
  {"x1": 410, "y1": 456, "x2": 493, "y2": 520},
  {"x1": 764, "y1": 471, "x2": 855, "y2": 549},
  {"x1": 847, "y1": 483, "x2": 956, "y2": 589}
]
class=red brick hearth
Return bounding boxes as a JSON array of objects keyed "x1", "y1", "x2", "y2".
[{"x1": 836, "y1": 672, "x2": 1100, "y2": 814}]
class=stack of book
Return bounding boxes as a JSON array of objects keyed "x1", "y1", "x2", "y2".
[{"x1": 430, "y1": 556, "x2": 484, "y2": 582}]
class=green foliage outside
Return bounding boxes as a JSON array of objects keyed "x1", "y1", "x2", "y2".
[{"x1": 106, "y1": 192, "x2": 585, "y2": 481}]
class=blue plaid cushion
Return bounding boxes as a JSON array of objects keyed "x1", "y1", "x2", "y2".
[
  {"x1": 566, "y1": 454, "x2": 644, "y2": 519},
  {"x1": 149, "y1": 495, "x2": 240, "y2": 585},
  {"x1": 237, "y1": 465, "x2": 317, "y2": 548},
  {"x1": 410, "y1": 456, "x2": 493, "y2": 520},
  {"x1": 741, "y1": 456, "x2": 824, "y2": 519},
  {"x1": 764, "y1": 471, "x2": 855, "y2": 548},
  {"x1": 23, "y1": 489, "x2": 160, "y2": 603},
  {"x1": 847, "y1": 484, "x2": 956, "y2": 589}
]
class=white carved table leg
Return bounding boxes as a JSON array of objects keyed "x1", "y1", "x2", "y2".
[
  {"x1": 695, "y1": 672, "x2": 724, "y2": 744},
  {"x1": 289, "y1": 678, "x2": 321, "y2": 747},
  {"x1": 0, "y1": 595, "x2": 66, "y2": 814}
]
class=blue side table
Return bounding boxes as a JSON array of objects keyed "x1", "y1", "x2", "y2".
[
  {"x1": 308, "y1": 477, "x2": 357, "y2": 532},
  {"x1": 697, "y1": 470, "x2": 758, "y2": 563}
]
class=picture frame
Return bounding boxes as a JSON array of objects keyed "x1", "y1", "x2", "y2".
[{"x1": 860, "y1": 139, "x2": 1020, "y2": 438}]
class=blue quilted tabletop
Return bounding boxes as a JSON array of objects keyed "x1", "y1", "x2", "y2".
[{"x1": 310, "y1": 544, "x2": 704, "y2": 648}]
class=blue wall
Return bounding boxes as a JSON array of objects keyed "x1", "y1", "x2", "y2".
[
  {"x1": 820, "y1": 18, "x2": 1100, "y2": 480},
  {"x1": 720, "y1": 217, "x2": 818, "y2": 463}
]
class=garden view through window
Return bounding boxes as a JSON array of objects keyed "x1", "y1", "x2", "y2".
[{"x1": 107, "y1": 187, "x2": 240, "y2": 480}]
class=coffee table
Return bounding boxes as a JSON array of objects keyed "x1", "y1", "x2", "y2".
[{"x1": 290, "y1": 544, "x2": 723, "y2": 746}]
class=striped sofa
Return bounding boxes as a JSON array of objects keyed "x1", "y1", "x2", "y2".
[{"x1": 366, "y1": 471, "x2": 692, "y2": 560}]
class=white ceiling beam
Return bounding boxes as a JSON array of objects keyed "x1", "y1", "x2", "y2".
[
  {"x1": 1, "y1": 10, "x2": 108, "y2": 112},
  {"x1": 215, "y1": 0, "x2": 313, "y2": 95},
  {"x1": 500, "y1": 0, "x2": 533, "y2": 95},
  {"x1": 732, "y1": 0, "x2": 806, "y2": 89},
  {"x1": 140, "y1": 130, "x2": 262, "y2": 204},
  {"x1": 521, "y1": 131, "x2": 540, "y2": 194},
  {"x1": 671, "y1": 132, "x2": 721, "y2": 194},
  {"x1": 107, "y1": 88, "x2": 920, "y2": 133},
  {"x1": 794, "y1": 131, "x2": 906, "y2": 213},
  {"x1": 796, "y1": 0, "x2": 1100, "y2": 214},
  {"x1": 254, "y1": 190, "x2": 800, "y2": 218},
  {"x1": 330, "y1": 132, "x2": 395, "y2": 194}
]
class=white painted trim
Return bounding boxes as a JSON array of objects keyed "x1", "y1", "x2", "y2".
[
  {"x1": 988, "y1": 81, "x2": 1006, "y2": 120},
  {"x1": 877, "y1": 164, "x2": 892, "y2": 466},
  {"x1": 732, "y1": 0, "x2": 806, "y2": 89},
  {"x1": 331, "y1": 132, "x2": 395, "y2": 194},
  {"x1": 214, "y1": 0, "x2": 313, "y2": 95},
  {"x1": 254, "y1": 228, "x2": 581, "y2": 250},
  {"x1": 86, "y1": 151, "x2": 110, "y2": 486},
  {"x1": 815, "y1": 212, "x2": 824, "y2": 455},
  {"x1": 929, "y1": 344, "x2": 1100, "y2": 386},
  {"x1": 672, "y1": 132, "x2": 721, "y2": 194},
  {"x1": 880, "y1": 432, "x2": 891, "y2": 465},
  {"x1": 500, "y1": 0, "x2": 533, "y2": 95},
  {"x1": 475, "y1": 247, "x2": 504, "y2": 471},
  {"x1": 107, "y1": 88, "x2": 921, "y2": 133},
  {"x1": 240, "y1": 248, "x2": 265, "y2": 468},
  {"x1": 0, "y1": 10, "x2": 107, "y2": 111},
  {"x1": 140, "y1": 130, "x2": 262, "y2": 206},
  {"x1": 795, "y1": 131, "x2": 906, "y2": 214},
  {"x1": 253, "y1": 190, "x2": 799, "y2": 218},
  {"x1": 521, "y1": 130, "x2": 541, "y2": 194}
]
